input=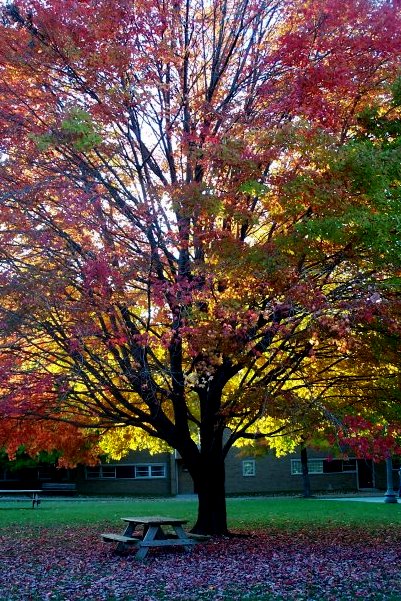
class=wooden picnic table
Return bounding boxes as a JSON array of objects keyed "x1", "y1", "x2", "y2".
[
  {"x1": 102, "y1": 515, "x2": 196, "y2": 560},
  {"x1": 0, "y1": 489, "x2": 41, "y2": 508}
]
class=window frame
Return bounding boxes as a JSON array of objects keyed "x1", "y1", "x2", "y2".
[
  {"x1": 86, "y1": 466, "x2": 116, "y2": 479},
  {"x1": 134, "y1": 464, "x2": 166, "y2": 479},
  {"x1": 291, "y1": 458, "x2": 357, "y2": 475},
  {"x1": 324, "y1": 459, "x2": 357, "y2": 473},
  {"x1": 291, "y1": 459, "x2": 324, "y2": 475},
  {"x1": 242, "y1": 459, "x2": 256, "y2": 477},
  {"x1": 86, "y1": 463, "x2": 167, "y2": 480}
]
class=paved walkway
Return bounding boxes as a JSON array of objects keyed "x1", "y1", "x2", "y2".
[
  {"x1": 319, "y1": 495, "x2": 400, "y2": 503},
  {"x1": 178, "y1": 493, "x2": 401, "y2": 503},
  {"x1": 3, "y1": 493, "x2": 399, "y2": 503}
]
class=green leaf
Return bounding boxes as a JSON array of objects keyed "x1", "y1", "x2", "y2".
[
  {"x1": 60, "y1": 108, "x2": 102, "y2": 151},
  {"x1": 238, "y1": 180, "x2": 268, "y2": 196}
]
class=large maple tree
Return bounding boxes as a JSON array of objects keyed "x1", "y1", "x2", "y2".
[{"x1": 0, "y1": 0, "x2": 401, "y2": 534}]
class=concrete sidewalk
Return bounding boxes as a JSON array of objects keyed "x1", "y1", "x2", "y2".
[{"x1": 318, "y1": 495, "x2": 400, "y2": 503}]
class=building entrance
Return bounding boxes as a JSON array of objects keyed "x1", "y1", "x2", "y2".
[{"x1": 357, "y1": 459, "x2": 374, "y2": 489}]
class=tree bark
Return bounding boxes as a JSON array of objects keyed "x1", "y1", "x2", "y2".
[{"x1": 190, "y1": 451, "x2": 229, "y2": 535}]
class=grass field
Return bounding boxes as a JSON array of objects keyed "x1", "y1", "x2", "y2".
[
  {"x1": 1, "y1": 495, "x2": 401, "y2": 529},
  {"x1": 1, "y1": 496, "x2": 401, "y2": 601}
]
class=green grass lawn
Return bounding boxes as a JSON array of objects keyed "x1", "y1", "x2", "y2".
[{"x1": 1, "y1": 495, "x2": 400, "y2": 531}]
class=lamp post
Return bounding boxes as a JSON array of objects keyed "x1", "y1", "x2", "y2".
[{"x1": 384, "y1": 456, "x2": 398, "y2": 503}]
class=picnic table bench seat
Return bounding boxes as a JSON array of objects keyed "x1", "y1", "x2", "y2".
[
  {"x1": 186, "y1": 533, "x2": 211, "y2": 541},
  {"x1": 101, "y1": 533, "x2": 140, "y2": 545},
  {"x1": 166, "y1": 532, "x2": 211, "y2": 541}
]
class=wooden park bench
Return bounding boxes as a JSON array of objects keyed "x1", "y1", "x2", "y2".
[
  {"x1": 0, "y1": 489, "x2": 41, "y2": 508},
  {"x1": 41, "y1": 483, "x2": 77, "y2": 494}
]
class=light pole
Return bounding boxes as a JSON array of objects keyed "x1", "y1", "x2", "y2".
[{"x1": 384, "y1": 456, "x2": 398, "y2": 503}]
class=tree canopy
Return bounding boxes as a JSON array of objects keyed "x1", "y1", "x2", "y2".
[{"x1": 0, "y1": 0, "x2": 401, "y2": 533}]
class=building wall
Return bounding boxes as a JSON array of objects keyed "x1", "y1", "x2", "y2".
[
  {"x1": 230, "y1": 449, "x2": 360, "y2": 494},
  {"x1": 224, "y1": 453, "x2": 358, "y2": 494},
  {"x1": 76, "y1": 451, "x2": 173, "y2": 496},
  {"x1": 2, "y1": 447, "x2": 394, "y2": 496},
  {"x1": 176, "y1": 448, "x2": 362, "y2": 495},
  {"x1": 68, "y1": 453, "x2": 401, "y2": 496}
]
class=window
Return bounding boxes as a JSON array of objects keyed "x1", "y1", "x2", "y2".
[
  {"x1": 100, "y1": 466, "x2": 117, "y2": 478},
  {"x1": 135, "y1": 465, "x2": 150, "y2": 478},
  {"x1": 323, "y1": 460, "x2": 343, "y2": 474},
  {"x1": 341, "y1": 459, "x2": 357, "y2": 472},
  {"x1": 291, "y1": 459, "x2": 324, "y2": 475},
  {"x1": 291, "y1": 458, "x2": 357, "y2": 475},
  {"x1": 115, "y1": 466, "x2": 135, "y2": 478},
  {"x1": 0, "y1": 467, "x2": 18, "y2": 481},
  {"x1": 323, "y1": 459, "x2": 357, "y2": 473},
  {"x1": 86, "y1": 466, "x2": 116, "y2": 479},
  {"x1": 37, "y1": 467, "x2": 53, "y2": 481},
  {"x1": 242, "y1": 460, "x2": 256, "y2": 477},
  {"x1": 150, "y1": 465, "x2": 166, "y2": 477},
  {"x1": 86, "y1": 464, "x2": 166, "y2": 480},
  {"x1": 86, "y1": 466, "x2": 102, "y2": 479},
  {"x1": 134, "y1": 464, "x2": 166, "y2": 479}
]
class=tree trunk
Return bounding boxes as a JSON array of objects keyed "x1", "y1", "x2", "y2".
[
  {"x1": 300, "y1": 445, "x2": 312, "y2": 498},
  {"x1": 190, "y1": 449, "x2": 229, "y2": 536}
]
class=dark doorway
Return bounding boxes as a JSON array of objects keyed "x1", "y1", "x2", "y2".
[
  {"x1": 357, "y1": 459, "x2": 374, "y2": 488},
  {"x1": 177, "y1": 462, "x2": 195, "y2": 494}
]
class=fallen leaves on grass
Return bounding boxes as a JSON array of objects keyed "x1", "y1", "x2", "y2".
[{"x1": 0, "y1": 526, "x2": 401, "y2": 600}]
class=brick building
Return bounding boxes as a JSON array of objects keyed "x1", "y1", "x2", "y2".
[
  {"x1": 72, "y1": 447, "x2": 390, "y2": 495},
  {"x1": 0, "y1": 447, "x2": 392, "y2": 495}
]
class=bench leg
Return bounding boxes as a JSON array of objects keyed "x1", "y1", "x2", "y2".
[
  {"x1": 135, "y1": 524, "x2": 159, "y2": 561},
  {"x1": 135, "y1": 546, "x2": 149, "y2": 560},
  {"x1": 115, "y1": 541, "x2": 127, "y2": 554}
]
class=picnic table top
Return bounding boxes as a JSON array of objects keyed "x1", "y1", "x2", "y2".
[{"x1": 121, "y1": 515, "x2": 188, "y2": 525}]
